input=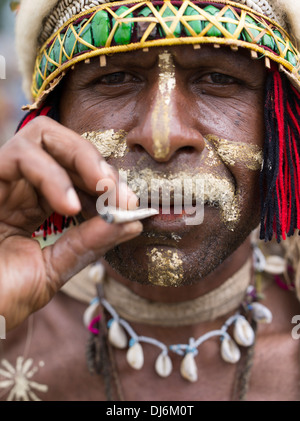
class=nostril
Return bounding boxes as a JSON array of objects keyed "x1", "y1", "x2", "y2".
[
  {"x1": 179, "y1": 146, "x2": 195, "y2": 154},
  {"x1": 130, "y1": 144, "x2": 145, "y2": 153}
]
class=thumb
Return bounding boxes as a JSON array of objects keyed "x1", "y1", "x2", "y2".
[{"x1": 42, "y1": 216, "x2": 142, "y2": 292}]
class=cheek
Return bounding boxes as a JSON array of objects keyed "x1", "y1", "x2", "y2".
[
  {"x1": 193, "y1": 98, "x2": 264, "y2": 224},
  {"x1": 232, "y1": 108, "x2": 265, "y2": 150},
  {"x1": 191, "y1": 86, "x2": 265, "y2": 145},
  {"x1": 224, "y1": 103, "x2": 264, "y2": 204}
]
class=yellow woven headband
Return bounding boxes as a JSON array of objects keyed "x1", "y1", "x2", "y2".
[{"x1": 29, "y1": 0, "x2": 300, "y2": 109}]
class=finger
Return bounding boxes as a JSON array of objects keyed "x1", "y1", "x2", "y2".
[
  {"x1": 0, "y1": 117, "x2": 137, "y2": 215},
  {"x1": 23, "y1": 117, "x2": 138, "y2": 208},
  {"x1": 42, "y1": 217, "x2": 143, "y2": 291},
  {"x1": 0, "y1": 139, "x2": 81, "y2": 216}
]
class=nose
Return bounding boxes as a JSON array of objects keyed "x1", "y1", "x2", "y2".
[{"x1": 126, "y1": 75, "x2": 205, "y2": 163}]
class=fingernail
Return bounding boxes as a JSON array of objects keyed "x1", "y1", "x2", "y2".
[
  {"x1": 120, "y1": 221, "x2": 143, "y2": 236},
  {"x1": 66, "y1": 188, "x2": 81, "y2": 211}
]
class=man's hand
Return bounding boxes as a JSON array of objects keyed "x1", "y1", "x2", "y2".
[{"x1": 0, "y1": 116, "x2": 142, "y2": 330}]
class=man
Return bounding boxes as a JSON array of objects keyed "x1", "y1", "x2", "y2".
[{"x1": 0, "y1": 0, "x2": 300, "y2": 401}]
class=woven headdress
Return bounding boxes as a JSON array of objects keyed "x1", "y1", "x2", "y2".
[{"x1": 14, "y1": 0, "x2": 300, "y2": 243}]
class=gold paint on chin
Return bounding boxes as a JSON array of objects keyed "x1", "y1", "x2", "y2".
[
  {"x1": 151, "y1": 51, "x2": 176, "y2": 159},
  {"x1": 81, "y1": 129, "x2": 128, "y2": 158},
  {"x1": 147, "y1": 247, "x2": 184, "y2": 287},
  {"x1": 205, "y1": 134, "x2": 263, "y2": 170}
]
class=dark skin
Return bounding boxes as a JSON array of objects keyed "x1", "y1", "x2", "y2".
[
  {"x1": 60, "y1": 45, "x2": 265, "y2": 299},
  {"x1": 0, "y1": 106, "x2": 142, "y2": 330},
  {"x1": 1, "y1": 45, "x2": 300, "y2": 400}
]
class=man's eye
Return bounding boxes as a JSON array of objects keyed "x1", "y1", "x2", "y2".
[
  {"x1": 193, "y1": 72, "x2": 238, "y2": 85},
  {"x1": 98, "y1": 72, "x2": 137, "y2": 85},
  {"x1": 209, "y1": 72, "x2": 236, "y2": 84}
]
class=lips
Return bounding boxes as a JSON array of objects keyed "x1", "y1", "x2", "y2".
[
  {"x1": 142, "y1": 204, "x2": 219, "y2": 236},
  {"x1": 151, "y1": 205, "x2": 188, "y2": 221},
  {"x1": 77, "y1": 162, "x2": 235, "y2": 234}
]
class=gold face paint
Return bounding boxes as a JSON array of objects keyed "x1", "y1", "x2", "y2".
[
  {"x1": 142, "y1": 232, "x2": 182, "y2": 246},
  {"x1": 81, "y1": 129, "x2": 128, "y2": 158},
  {"x1": 119, "y1": 168, "x2": 240, "y2": 229},
  {"x1": 147, "y1": 247, "x2": 184, "y2": 287},
  {"x1": 171, "y1": 233, "x2": 182, "y2": 242},
  {"x1": 203, "y1": 140, "x2": 223, "y2": 168},
  {"x1": 151, "y1": 51, "x2": 176, "y2": 159},
  {"x1": 205, "y1": 135, "x2": 263, "y2": 170},
  {"x1": 81, "y1": 129, "x2": 256, "y2": 230}
]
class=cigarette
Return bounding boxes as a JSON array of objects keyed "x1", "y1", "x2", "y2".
[{"x1": 99, "y1": 207, "x2": 159, "y2": 224}]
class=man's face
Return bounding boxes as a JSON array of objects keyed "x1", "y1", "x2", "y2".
[{"x1": 59, "y1": 45, "x2": 266, "y2": 287}]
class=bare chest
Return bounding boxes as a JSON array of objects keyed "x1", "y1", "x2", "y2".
[{"x1": 105, "y1": 330, "x2": 300, "y2": 401}]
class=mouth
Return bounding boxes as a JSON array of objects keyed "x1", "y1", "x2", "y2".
[
  {"x1": 141, "y1": 201, "x2": 221, "y2": 236},
  {"x1": 138, "y1": 177, "x2": 223, "y2": 223},
  {"x1": 79, "y1": 166, "x2": 238, "y2": 231},
  {"x1": 151, "y1": 204, "x2": 196, "y2": 221},
  {"x1": 149, "y1": 199, "x2": 219, "y2": 215}
]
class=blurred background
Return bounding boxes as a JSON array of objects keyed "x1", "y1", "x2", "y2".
[{"x1": 0, "y1": 0, "x2": 25, "y2": 145}]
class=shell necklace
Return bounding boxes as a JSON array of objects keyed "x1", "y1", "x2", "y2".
[{"x1": 83, "y1": 246, "x2": 274, "y2": 383}]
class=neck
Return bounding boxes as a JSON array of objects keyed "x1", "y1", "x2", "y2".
[{"x1": 102, "y1": 236, "x2": 253, "y2": 304}]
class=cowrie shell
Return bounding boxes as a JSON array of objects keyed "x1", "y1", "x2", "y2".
[
  {"x1": 221, "y1": 336, "x2": 241, "y2": 363},
  {"x1": 88, "y1": 263, "x2": 105, "y2": 282},
  {"x1": 126, "y1": 342, "x2": 144, "y2": 370},
  {"x1": 233, "y1": 317, "x2": 255, "y2": 347},
  {"x1": 108, "y1": 320, "x2": 128, "y2": 349},
  {"x1": 83, "y1": 301, "x2": 99, "y2": 328},
  {"x1": 180, "y1": 352, "x2": 198, "y2": 383},
  {"x1": 155, "y1": 353, "x2": 173, "y2": 378},
  {"x1": 251, "y1": 302, "x2": 273, "y2": 323},
  {"x1": 264, "y1": 255, "x2": 286, "y2": 275}
]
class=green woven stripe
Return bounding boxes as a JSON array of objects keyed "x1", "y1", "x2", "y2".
[{"x1": 33, "y1": 1, "x2": 300, "y2": 97}]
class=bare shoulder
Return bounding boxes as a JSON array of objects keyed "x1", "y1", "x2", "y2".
[{"x1": 248, "y1": 282, "x2": 300, "y2": 401}]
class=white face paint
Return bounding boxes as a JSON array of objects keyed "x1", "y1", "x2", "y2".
[{"x1": 151, "y1": 50, "x2": 176, "y2": 159}]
